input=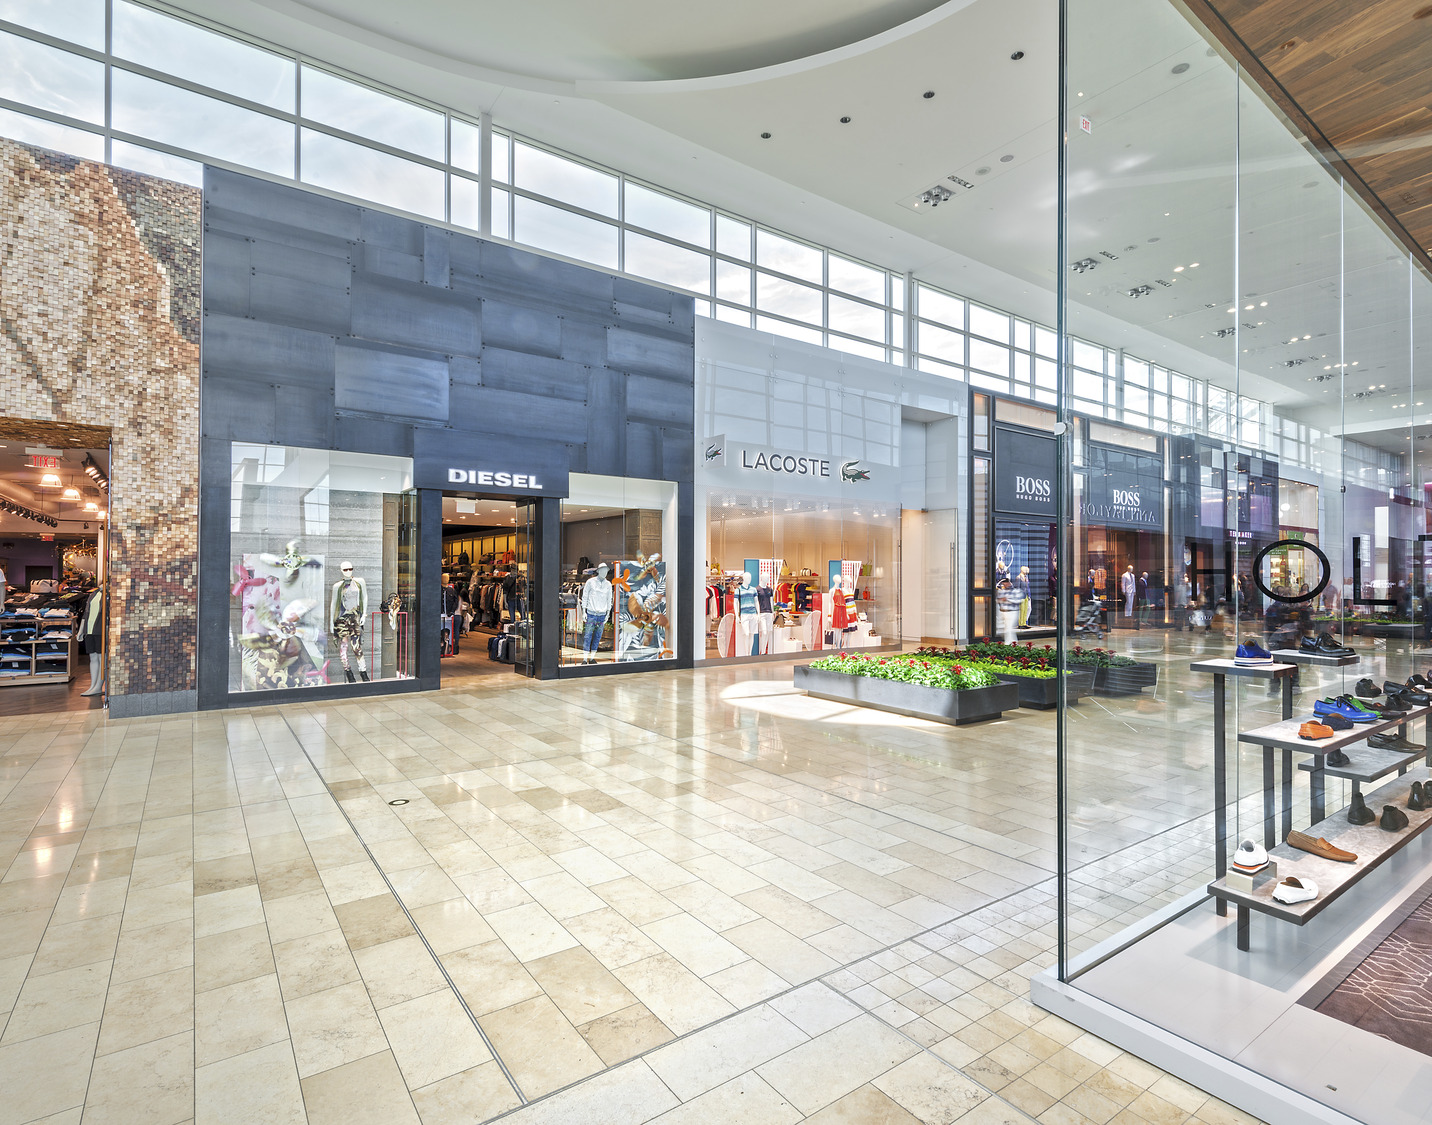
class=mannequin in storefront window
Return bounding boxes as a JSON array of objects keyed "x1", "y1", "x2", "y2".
[
  {"x1": 330, "y1": 562, "x2": 369, "y2": 682},
  {"x1": 1015, "y1": 566, "x2": 1032, "y2": 628},
  {"x1": 736, "y1": 571, "x2": 760, "y2": 655},
  {"x1": 581, "y1": 563, "x2": 612, "y2": 662},
  {"x1": 995, "y1": 579, "x2": 1021, "y2": 645},
  {"x1": 1121, "y1": 565, "x2": 1136, "y2": 626}
]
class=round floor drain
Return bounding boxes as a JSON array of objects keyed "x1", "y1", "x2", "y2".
[{"x1": 388, "y1": 798, "x2": 409, "y2": 806}]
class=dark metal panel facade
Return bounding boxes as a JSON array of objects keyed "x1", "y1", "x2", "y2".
[{"x1": 199, "y1": 166, "x2": 695, "y2": 708}]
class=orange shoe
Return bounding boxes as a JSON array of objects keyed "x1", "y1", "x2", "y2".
[
  {"x1": 1298, "y1": 721, "x2": 1334, "y2": 741},
  {"x1": 1287, "y1": 829, "x2": 1356, "y2": 863}
]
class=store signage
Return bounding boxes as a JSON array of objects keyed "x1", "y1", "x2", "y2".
[
  {"x1": 413, "y1": 427, "x2": 569, "y2": 497},
  {"x1": 27, "y1": 456, "x2": 59, "y2": 469},
  {"x1": 1080, "y1": 444, "x2": 1164, "y2": 529},
  {"x1": 739, "y1": 449, "x2": 830, "y2": 477},
  {"x1": 704, "y1": 435, "x2": 725, "y2": 466},
  {"x1": 992, "y1": 427, "x2": 1056, "y2": 516}
]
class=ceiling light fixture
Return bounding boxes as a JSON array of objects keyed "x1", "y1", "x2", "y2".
[
  {"x1": 1172, "y1": 62, "x2": 1190, "y2": 74},
  {"x1": 839, "y1": 116, "x2": 851, "y2": 124},
  {"x1": 922, "y1": 90, "x2": 935, "y2": 99},
  {"x1": 1010, "y1": 50, "x2": 1025, "y2": 60},
  {"x1": 1070, "y1": 257, "x2": 1099, "y2": 273},
  {"x1": 1127, "y1": 285, "x2": 1154, "y2": 299},
  {"x1": 39, "y1": 473, "x2": 59, "y2": 487},
  {"x1": 62, "y1": 487, "x2": 79, "y2": 498},
  {"x1": 917, "y1": 185, "x2": 953, "y2": 207},
  {"x1": 82, "y1": 454, "x2": 109, "y2": 491},
  {"x1": 760, "y1": 132, "x2": 771, "y2": 139}
]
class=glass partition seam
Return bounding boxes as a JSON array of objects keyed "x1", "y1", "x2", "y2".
[{"x1": 1055, "y1": 0, "x2": 1070, "y2": 985}]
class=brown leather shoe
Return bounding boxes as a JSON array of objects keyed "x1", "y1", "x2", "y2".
[
  {"x1": 1298, "y1": 721, "x2": 1334, "y2": 741},
  {"x1": 1287, "y1": 829, "x2": 1357, "y2": 863}
]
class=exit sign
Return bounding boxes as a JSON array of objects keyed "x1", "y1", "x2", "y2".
[
  {"x1": 27, "y1": 456, "x2": 58, "y2": 469},
  {"x1": 41, "y1": 535, "x2": 54, "y2": 542}
]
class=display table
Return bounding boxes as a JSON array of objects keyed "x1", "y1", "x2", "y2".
[
  {"x1": 1269, "y1": 648, "x2": 1359, "y2": 668},
  {"x1": 1208, "y1": 766, "x2": 1432, "y2": 950},
  {"x1": 1189, "y1": 658, "x2": 1298, "y2": 912}
]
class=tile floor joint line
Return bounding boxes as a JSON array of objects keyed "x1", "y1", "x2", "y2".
[{"x1": 275, "y1": 711, "x2": 530, "y2": 1107}]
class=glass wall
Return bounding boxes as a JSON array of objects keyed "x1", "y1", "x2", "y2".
[
  {"x1": 1053, "y1": 0, "x2": 1432, "y2": 1114},
  {"x1": 559, "y1": 474, "x2": 677, "y2": 666},
  {"x1": 229, "y1": 445, "x2": 415, "y2": 690}
]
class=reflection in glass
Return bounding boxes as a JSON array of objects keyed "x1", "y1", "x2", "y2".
[
  {"x1": 0, "y1": 31, "x2": 104, "y2": 124},
  {"x1": 110, "y1": 141, "x2": 203, "y2": 186},
  {"x1": 513, "y1": 194, "x2": 617, "y2": 270},
  {"x1": 113, "y1": 1, "x2": 294, "y2": 110},
  {"x1": 623, "y1": 231, "x2": 710, "y2": 295},
  {"x1": 301, "y1": 129, "x2": 444, "y2": 219},
  {"x1": 715, "y1": 261, "x2": 751, "y2": 305},
  {"x1": 491, "y1": 188, "x2": 511, "y2": 240},
  {"x1": 625, "y1": 182, "x2": 710, "y2": 248},
  {"x1": 754, "y1": 317, "x2": 821, "y2": 346},
  {"x1": 301, "y1": 66, "x2": 444, "y2": 160},
  {"x1": 0, "y1": 107, "x2": 103, "y2": 160},
  {"x1": 756, "y1": 229, "x2": 822, "y2": 283},
  {"x1": 0, "y1": 0, "x2": 104, "y2": 50},
  {"x1": 113, "y1": 69, "x2": 293, "y2": 176},
  {"x1": 513, "y1": 141, "x2": 617, "y2": 216},
  {"x1": 560, "y1": 475, "x2": 677, "y2": 666},
  {"x1": 229, "y1": 445, "x2": 416, "y2": 692}
]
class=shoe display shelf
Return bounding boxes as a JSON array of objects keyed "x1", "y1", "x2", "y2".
[
  {"x1": 0, "y1": 613, "x2": 77, "y2": 687},
  {"x1": 1190, "y1": 658, "x2": 1299, "y2": 918},
  {"x1": 1268, "y1": 648, "x2": 1359, "y2": 668},
  {"x1": 1207, "y1": 765, "x2": 1432, "y2": 951},
  {"x1": 1236, "y1": 703, "x2": 1432, "y2": 850}
]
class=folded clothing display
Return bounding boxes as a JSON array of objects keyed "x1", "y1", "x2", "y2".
[
  {"x1": 0, "y1": 667, "x2": 29, "y2": 677},
  {"x1": 39, "y1": 630, "x2": 70, "y2": 640}
]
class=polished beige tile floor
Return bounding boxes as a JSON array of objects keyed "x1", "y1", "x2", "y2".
[{"x1": 1, "y1": 627, "x2": 1395, "y2": 1124}]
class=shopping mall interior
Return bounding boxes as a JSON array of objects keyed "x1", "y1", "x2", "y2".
[{"x1": 1, "y1": 0, "x2": 1431, "y2": 1122}]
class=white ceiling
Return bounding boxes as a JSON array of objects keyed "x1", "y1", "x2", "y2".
[{"x1": 174, "y1": 0, "x2": 1432, "y2": 446}]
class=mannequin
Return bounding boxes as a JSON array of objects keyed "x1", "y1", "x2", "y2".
[
  {"x1": 80, "y1": 587, "x2": 104, "y2": 697},
  {"x1": 755, "y1": 579, "x2": 775, "y2": 655},
  {"x1": 329, "y1": 561, "x2": 369, "y2": 682},
  {"x1": 580, "y1": 563, "x2": 613, "y2": 662},
  {"x1": 736, "y1": 571, "x2": 759, "y2": 656}
]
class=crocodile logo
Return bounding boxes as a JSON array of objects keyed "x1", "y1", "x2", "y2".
[
  {"x1": 705, "y1": 442, "x2": 723, "y2": 462},
  {"x1": 840, "y1": 460, "x2": 871, "y2": 482}
]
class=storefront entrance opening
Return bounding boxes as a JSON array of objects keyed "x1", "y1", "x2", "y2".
[
  {"x1": 439, "y1": 494, "x2": 535, "y2": 686},
  {"x1": 0, "y1": 425, "x2": 108, "y2": 715}
]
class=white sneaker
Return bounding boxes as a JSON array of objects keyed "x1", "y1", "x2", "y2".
[
  {"x1": 1272, "y1": 876, "x2": 1317, "y2": 904},
  {"x1": 1231, "y1": 839, "x2": 1269, "y2": 873}
]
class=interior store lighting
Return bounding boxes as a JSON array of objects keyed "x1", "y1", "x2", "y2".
[
  {"x1": 39, "y1": 473, "x2": 60, "y2": 487},
  {"x1": 62, "y1": 487, "x2": 79, "y2": 498},
  {"x1": 82, "y1": 454, "x2": 109, "y2": 492}
]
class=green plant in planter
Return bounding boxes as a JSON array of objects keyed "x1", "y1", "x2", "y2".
[
  {"x1": 915, "y1": 641, "x2": 1138, "y2": 670},
  {"x1": 808, "y1": 652, "x2": 998, "y2": 690}
]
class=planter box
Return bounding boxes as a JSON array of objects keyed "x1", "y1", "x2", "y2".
[
  {"x1": 794, "y1": 665, "x2": 1018, "y2": 725},
  {"x1": 1088, "y1": 661, "x2": 1159, "y2": 695},
  {"x1": 996, "y1": 668, "x2": 1095, "y2": 710}
]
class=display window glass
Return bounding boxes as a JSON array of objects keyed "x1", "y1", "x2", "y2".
[
  {"x1": 228, "y1": 444, "x2": 416, "y2": 691},
  {"x1": 704, "y1": 486, "x2": 898, "y2": 660},
  {"x1": 559, "y1": 474, "x2": 677, "y2": 666}
]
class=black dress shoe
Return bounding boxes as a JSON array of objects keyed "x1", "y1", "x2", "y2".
[
  {"x1": 1412, "y1": 673, "x2": 1430, "y2": 688},
  {"x1": 1382, "y1": 805, "x2": 1410, "y2": 831},
  {"x1": 1299, "y1": 636, "x2": 1321, "y2": 654},
  {"x1": 1356, "y1": 678, "x2": 1382, "y2": 698},
  {"x1": 1410, "y1": 782, "x2": 1427, "y2": 811},
  {"x1": 1316, "y1": 633, "x2": 1355, "y2": 655},
  {"x1": 1348, "y1": 792, "x2": 1375, "y2": 824},
  {"x1": 1386, "y1": 682, "x2": 1430, "y2": 705},
  {"x1": 1327, "y1": 748, "x2": 1352, "y2": 767},
  {"x1": 1369, "y1": 733, "x2": 1423, "y2": 752}
]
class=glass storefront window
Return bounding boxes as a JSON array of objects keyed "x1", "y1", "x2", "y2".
[
  {"x1": 560, "y1": 474, "x2": 677, "y2": 666},
  {"x1": 228, "y1": 445, "x2": 415, "y2": 691}
]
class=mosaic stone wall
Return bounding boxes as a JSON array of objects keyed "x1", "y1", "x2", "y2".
[{"x1": 0, "y1": 138, "x2": 200, "y2": 698}]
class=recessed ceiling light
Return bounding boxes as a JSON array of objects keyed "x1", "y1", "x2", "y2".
[
  {"x1": 999, "y1": 154, "x2": 1014, "y2": 163},
  {"x1": 760, "y1": 132, "x2": 771, "y2": 139},
  {"x1": 1174, "y1": 265, "x2": 1184, "y2": 272},
  {"x1": 923, "y1": 90, "x2": 935, "y2": 99},
  {"x1": 1172, "y1": 62, "x2": 1190, "y2": 74},
  {"x1": 1010, "y1": 50, "x2": 1025, "y2": 60},
  {"x1": 839, "y1": 116, "x2": 851, "y2": 124},
  {"x1": 976, "y1": 167, "x2": 991, "y2": 175},
  {"x1": 1190, "y1": 262, "x2": 1200, "y2": 268}
]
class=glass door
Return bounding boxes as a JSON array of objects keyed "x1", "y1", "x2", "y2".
[{"x1": 513, "y1": 498, "x2": 537, "y2": 676}]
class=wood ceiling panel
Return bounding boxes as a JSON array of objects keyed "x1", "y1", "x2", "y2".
[{"x1": 1183, "y1": 0, "x2": 1432, "y2": 260}]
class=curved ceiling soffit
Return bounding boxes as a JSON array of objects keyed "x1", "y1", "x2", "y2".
[
  {"x1": 244, "y1": 0, "x2": 979, "y2": 100},
  {"x1": 575, "y1": 0, "x2": 983, "y2": 96}
]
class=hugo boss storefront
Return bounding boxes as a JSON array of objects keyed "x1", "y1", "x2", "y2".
[
  {"x1": 975, "y1": 394, "x2": 1168, "y2": 637},
  {"x1": 196, "y1": 167, "x2": 695, "y2": 709}
]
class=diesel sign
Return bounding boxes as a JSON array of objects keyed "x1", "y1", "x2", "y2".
[{"x1": 447, "y1": 468, "x2": 542, "y2": 489}]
